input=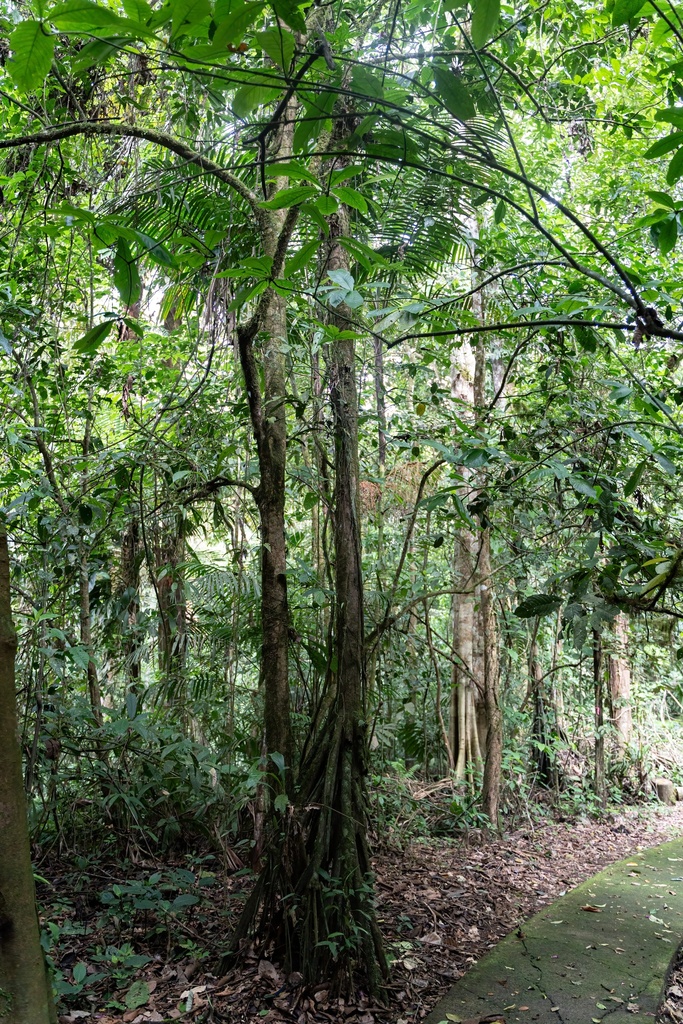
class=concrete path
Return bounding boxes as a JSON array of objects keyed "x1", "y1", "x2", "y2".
[{"x1": 425, "y1": 838, "x2": 683, "y2": 1024}]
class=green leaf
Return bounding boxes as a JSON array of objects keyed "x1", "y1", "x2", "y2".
[
  {"x1": 171, "y1": 0, "x2": 210, "y2": 37},
  {"x1": 576, "y1": 326, "x2": 598, "y2": 352},
  {"x1": 122, "y1": 0, "x2": 152, "y2": 21},
  {"x1": 645, "y1": 189, "x2": 676, "y2": 208},
  {"x1": 643, "y1": 132, "x2": 683, "y2": 159},
  {"x1": 170, "y1": 893, "x2": 200, "y2": 909},
  {"x1": 48, "y1": 0, "x2": 122, "y2": 28},
  {"x1": 0, "y1": 329, "x2": 13, "y2": 355},
  {"x1": 73, "y1": 962, "x2": 87, "y2": 985},
  {"x1": 293, "y1": 83, "x2": 339, "y2": 150},
  {"x1": 125, "y1": 980, "x2": 150, "y2": 1010},
  {"x1": 285, "y1": 239, "x2": 319, "y2": 277},
  {"x1": 328, "y1": 268, "x2": 355, "y2": 290},
  {"x1": 655, "y1": 109, "x2": 683, "y2": 129},
  {"x1": 668, "y1": 146, "x2": 683, "y2": 184},
  {"x1": 213, "y1": 1, "x2": 265, "y2": 46},
  {"x1": 351, "y1": 65, "x2": 385, "y2": 99},
  {"x1": 303, "y1": 491, "x2": 318, "y2": 509},
  {"x1": 329, "y1": 165, "x2": 364, "y2": 186},
  {"x1": 7, "y1": 21, "x2": 54, "y2": 93},
  {"x1": 114, "y1": 239, "x2": 142, "y2": 306},
  {"x1": 332, "y1": 186, "x2": 368, "y2": 213},
  {"x1": 514, "y1": 594, "x2": 562, "y2": 619},
  {"x1": 73, "y1": 320, "x2": 114, "y2": 354},
  {"x1": 432, "y1": 65, "x2": 475, "y2": 121},
  {"x1": 274, "y1": 792, "x2": 288, "y2": 812},
  {"x1": 132, "y1": 230, "x2": 177, "y2": 267},
  {"x1": 654, "y1": 451, "x2": 677, "y2": 475},
  {"x1": 315, "y1": 194, "x2": 339, "y2": 216},
  {"x1": 611, "y1": 0, "x2": 646, "y2": 25},
  {"x1": 67, "y1": 645, "x2": 91, "y2": 671},
  {"x1": 269, "y1": 0, "x2": 306, "y2": 33},
  {"x1": 471, "y1": 0, "x2": 500, "y2": 47},
  {"x1": 256, "y1": 26, "x2": 294, "y2": 68},
  {"x1": 258, "y1": 185, "x2": 317, "y2": 209},
  {"x1": 624, "y1": 459, "x2": 647, "y2": 496},
  {"x1": 265, "y1": 161, "x2": 318, "y2": 183},
  {"x1": 71, "y1": 36, "x2": 133, "y2": 72},
  {"x1": 658, "y1": 214, "x2": 678, "y2": 254},
  {"x1": 494, "y1": 198, "x2": 506, "y2": 223},
  {"x1": 569, "y1": 475, "x2": 598, "y2": 498},
  {"x1": 232, "y1": 82, "x2": 280, "y2": 116}
]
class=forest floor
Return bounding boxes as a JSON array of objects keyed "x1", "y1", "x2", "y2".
[{"x1": 52, "y1": 801, "x2": 683, "y2": 1024}]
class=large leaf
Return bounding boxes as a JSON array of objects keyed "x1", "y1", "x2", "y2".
[
  {"x1": 256, "y1": 26, "x2": 294, "y2": 68},
  {"x1": 48, "y1": 0, "x2": 122, "y2": 28},
  {"x1": 258, "y1": 185, "x2": 317, "y2": 209},
  {"x1": 285, "y1": 239, "x2": 319, "y2": 276},
  {"x1": 114, "y1": 239, "x2": 142, "y2": 305},
  {"x1": 657, "y1": 214, "x2": 678, "y2": 254},
  {"x1": 232, "y1": 82, "x2": 281, "y2": 116},
  {"x1": 643, "y1": 133, "x2": 683, "y2": 160},
  {"x1": 332, "y1": 186, "x2": 368, "y2": 213},
  {"x1": 213, "y1": 1, "x2": 265, "y2": 46},
  {"x1": 667, "y1": 146, "x2": 683, "y2": 184},
  {"x1": 125, "y1": 981, "x2": 150, "y2": 1010},
  {"x1": 171, "y1": 0, "x2": 211, "y2": 37},
  {"x1": 624, "y1": 459, "x2": 647, "y2": 496},
  {"x1": 7, "y1": 21, "x2": 54, "y2": 93},
  {"x1": 122, "y1": 0, "x2": 152, "y2": 20},
  {"x1": 655, "y1": 109, "x2": 683, "y2": 129},
  {"x1": 270, "y1": 0, "x2": 305, "y2": 32},
  {"x1": 611, "y1": 0, "x2": 646, "y2": 25},
  {"x1": 432, "y1": 65, "x2": 475, "y2": 121},
  {"x1": 514, "y1": 594, "x2": 562, "y2": 619},
  {"x1": 471, "y1": 0, "x2": 500, "y2": 47},
  {"x1": 351, "y1": 65, "x2": 385, "y2": 100},
  {"x1": 73, "y1": 320, "x2": 115, "y2": 355}
]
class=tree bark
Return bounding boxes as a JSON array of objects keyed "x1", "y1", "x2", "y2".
[
  {"x1": 529, "y1": 630, "x2": 555, "y2": 788},
  {"x1": 609, "y1": 612, "x2": 632, "y2": 750},
  {"x1": 0, "y1": 527, "x2": 57, "y2": 1024},
  {"x1": 479, "y1": 528, "x2": 502, "y2": 823},
  {"x1": 593, "y1": 629, "x2": 606, "y2": 806},
  {"x1": 449, "y1": 338, "x2": 484, "y2": 780},
  {"x1": 373, "y1": 335, "x2": 387, "y2": 468}
]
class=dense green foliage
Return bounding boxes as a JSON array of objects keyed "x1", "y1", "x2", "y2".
[{"x1": 4, "y1": 0, "x2": 683, "y2": 1007}]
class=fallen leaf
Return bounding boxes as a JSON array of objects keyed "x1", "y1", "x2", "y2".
[
  {"x1": 581, "y1": 905, "x2": 602, "y2": 913},
  {"x1": 125, "y1": 981, "x2": 150, "y2": 1011}
]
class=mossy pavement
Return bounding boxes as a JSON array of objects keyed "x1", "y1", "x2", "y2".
[{"x1": 424, "y1": 837, "x2": 683, "y2": 1024}]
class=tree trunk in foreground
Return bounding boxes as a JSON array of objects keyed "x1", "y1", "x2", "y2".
[
  {"x1": 479, "y1": 527, "x2": 502, "y2": 824},
  {"x1": 0, "y1": 527, "x2": 57, "y2": 1024},
  {"x1": 609, "y1": 612, "x2": 633, "y2": 750},
  {"x1": 593, "y1": 630, "x2": 606, "y2": 807}
]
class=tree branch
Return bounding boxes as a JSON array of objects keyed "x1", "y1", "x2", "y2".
[{"x1": 0, "y1": 121, "x2": 261, "y2": 214}]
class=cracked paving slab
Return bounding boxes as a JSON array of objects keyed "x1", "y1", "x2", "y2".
[{"x1": 423, "y1": 837, "x2": 683, "y2": 1024}]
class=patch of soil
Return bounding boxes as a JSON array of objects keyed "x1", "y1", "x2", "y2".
[{"x1": 52, "y1": 802, "x2": 683, "y2": 1024}]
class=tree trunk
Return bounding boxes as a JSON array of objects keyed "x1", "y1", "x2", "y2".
[
  {"x1": 373, "y1": 335, "x2": 387, "y2": 468},
  {"x1": 79, "y1": 543, "x2": 102, "y2": 727},
  {"x1": 449, "y1": 338, "x2": 484, "y2": 781},
  {"x1": 593, "y1": 629, "x2": 606, "y2": 806},
  {"x1": 120, "y1": 518, "x2": 142, "y2": 695},
  {"x1": 529, "y1": 631, "x2": 555, "y2": 788},
  {"x1": 609, "y1": 612, "x2": 632, "y2": 750},
  {"x1": 155, "y1": 517, "x2": 187, "y2": 703},
  {"x1": 0, "y1": 527, "x2": 57, "y2": 1024},
  {"x1": 479, "y1": 528, "x2": 502, "y2": 823}
]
